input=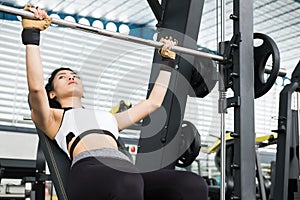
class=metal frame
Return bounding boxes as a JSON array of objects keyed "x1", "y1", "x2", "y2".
[
  {"x1": 229, "y1": 0, "x2": 256, "y2": 198},
  {"x1": 136, "y1": 0, "x2": 205, "y2": 170},
  {"x1": 146, "y1": 0, "x2": 162, "y2": 21},
  {"x1": 0, "y1": 126, "x2": 46, "y2": 199},
  {"x1": 0, "y1": 145, "x2": 48, "y2": 200},
  {"x1": 271, "y1": 61, "x2": 300, "y2": 200},
  {"x1": 219, "y1": 0, "x2": 227, "y2": 198},
  {"x1": 0, "y1": 125, "x2": 36, "y2": 134},
  {"x1": 218, "y1": 0, "x2": 257, "y2": 198}
]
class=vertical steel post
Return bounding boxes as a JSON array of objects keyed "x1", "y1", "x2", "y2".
[
  {"x1": 219, "y1": 0, "x2": 227, "y2": 199},
  {"x1": 231, "y1": 0, "x2": 256, "y2": 198}
]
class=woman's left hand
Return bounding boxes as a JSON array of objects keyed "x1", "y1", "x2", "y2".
[{"x1": 158, "y1": 36, "x2": 178, "y2": 60}]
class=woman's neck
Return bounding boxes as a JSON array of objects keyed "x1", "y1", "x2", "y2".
[{"x1": 58, "y1": 97, "x2": 82, "y2": 108}]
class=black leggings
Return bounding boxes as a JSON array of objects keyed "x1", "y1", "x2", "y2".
[{"x1": 67, "y1": 157, "x2": 208, "y2": 200}]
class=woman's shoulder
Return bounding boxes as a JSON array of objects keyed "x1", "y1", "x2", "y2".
[{"x1": 31, "y1": 108, "x2": 64, "y2": 139}]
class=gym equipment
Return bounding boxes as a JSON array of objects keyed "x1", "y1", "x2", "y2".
[
  {"x1": 109, "y1": 100, "x2": 134, "y2": 162},
  {"x1": 136, "y1": 0, "x2": 205, "y2": 173},
  {"x1": 36, "y1": 128, "x2": 70, "y2": 200},
  {"x1": 0, "y1": 128, "x2": 51, "y2": 200},
  {"x1": 189, "y1": 32, "x2": 285, "y2": 100},
  {"x1": 211, "y1": 132, "x2": 278, "y2": 199},
  {"x1": 204, "y1": 132, "x2": 277, "y2": 154},
  {"x1": 189, "y1": 53, "x2": 218, "y2": 98},
  {"x1": 0, "y1": 158, "x2": 36, "y2": 199},
  {"x1": 0, "y1": 3, "x2": 290, "y2": 79},
  {"x1": 26, "y1": 96, "x2": 71, "y2": 200},
  {"x1": 0, "y1": 4, "x2": 224, "y2": 61},
  {"x1": 0, "y1": 4, "x2": 287, "y2": 79},
  {"x1": 109, "y1": 100, "x2": 132, "y2": 114},
  {"x1": 176, "y1": 121, "x2": 201, "y2": 168},
  {"x1": 254, "y1": 33, "x2": 280, "y2": 98},
  {"x1": 271, "y1": 61, "x2": 300, "y2": 200},
  {"x1": 221, "y1": 32, "x2": 283, "y2": 99}
]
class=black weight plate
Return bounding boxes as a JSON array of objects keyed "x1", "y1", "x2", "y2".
[
  {"x1": 254, "y1": 33, "x2": 280, "y2": 98},
  {"x1": 176, "y1": 121, "x2": 201, "y2": 168},
  {"x1": 189, "y1": 52, "x2": 218, "y2": 98}
]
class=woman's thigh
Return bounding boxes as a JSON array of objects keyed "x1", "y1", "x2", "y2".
[
  {"x1": 142, "y1": 169, "x2": 208, "y2": 200},
  {"x1": 67, "y1": 157, "x2": 144, "y2": 200}
]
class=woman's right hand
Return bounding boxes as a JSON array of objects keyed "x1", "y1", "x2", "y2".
[
  {"x1": 22, "y1": 4, "x2": 52, "y2": 31},
  {"x1": 21, "y1": 4, "x2": 52, "y2": 45}
]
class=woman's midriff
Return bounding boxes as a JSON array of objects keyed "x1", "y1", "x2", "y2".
[{"x1": 67, "y1": 134, "x2": 118, "y2": 158}]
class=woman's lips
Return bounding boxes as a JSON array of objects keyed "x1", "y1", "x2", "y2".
[{"x1": 68, "y1": 81, "x2": 76, "y2": 85}]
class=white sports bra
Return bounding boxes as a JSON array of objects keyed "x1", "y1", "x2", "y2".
[{"x1": 54, "y1": 108, "x2": 119, "y2": 158}]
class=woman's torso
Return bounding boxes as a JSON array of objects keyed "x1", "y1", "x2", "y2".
[{"x1": 50, "y1": 108, "x2": 119, "y2": 159}]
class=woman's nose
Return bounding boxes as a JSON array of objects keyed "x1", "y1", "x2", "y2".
[{"x1": 69, "y1": 76, "x2": 75, "y2": 80}]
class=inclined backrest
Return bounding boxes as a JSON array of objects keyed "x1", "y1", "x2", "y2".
[
  {"x1": 28, "y1": 94, "x2": 70, "y2": 200},
  {"x1": 35, "y1": 127, "x2": 71, "y2": 200},
  {"x1": 28, "y1": 95, "x2": 71, "y2": 200}
]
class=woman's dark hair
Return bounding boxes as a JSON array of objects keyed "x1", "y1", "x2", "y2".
[{"x1": 45, "y1": 67, "x2": 75, "y2": 108}]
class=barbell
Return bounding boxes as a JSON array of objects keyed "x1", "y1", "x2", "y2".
[
  {"x1": 0, "y1": 4, "x2": 224, "y2": 61},
  {"x1": 0, "y1": 5, "x2": 287, "y2": 76},
  {"x1": 0, "y1": 4, "x2": 286, "y2": 91}
]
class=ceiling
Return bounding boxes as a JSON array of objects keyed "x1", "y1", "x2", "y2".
[{"x1": 0, "y1": 0, "x2": 300, "y2": 75}]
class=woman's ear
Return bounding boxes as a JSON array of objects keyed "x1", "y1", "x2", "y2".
[{"x1": 49, "y1": 91, "x2": 56, "y2": 99}]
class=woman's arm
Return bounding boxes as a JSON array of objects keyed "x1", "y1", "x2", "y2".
[
  {"x1": 23, "y1": 6, "x2": 55, "y2": 138},
  {"x1": 114, "y1": 38, "x2": 177, "y2": 131},
  {"x1": 114, "y1": 70, "x2": 171, "y2": 130},
  {"x1": 26, "y1": 45, "x2": 52, "y2": 131}
]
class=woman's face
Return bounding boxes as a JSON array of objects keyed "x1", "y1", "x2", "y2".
[{"x1": 50, "y1": 70, "x2": 84, "y2": 100}]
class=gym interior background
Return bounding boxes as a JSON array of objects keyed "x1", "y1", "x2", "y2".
[{"x1": 0, "y1": 0, "x2": 299, "y2": 199}]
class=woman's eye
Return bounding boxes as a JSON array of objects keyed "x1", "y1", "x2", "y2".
[{"x1": 58, "y1": 75, "x2": 65, "y2": 79}]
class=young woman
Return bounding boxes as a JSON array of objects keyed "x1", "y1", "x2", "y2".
[{"x1": 22, "y1": 5, "x2": 208, "y2": 200}]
